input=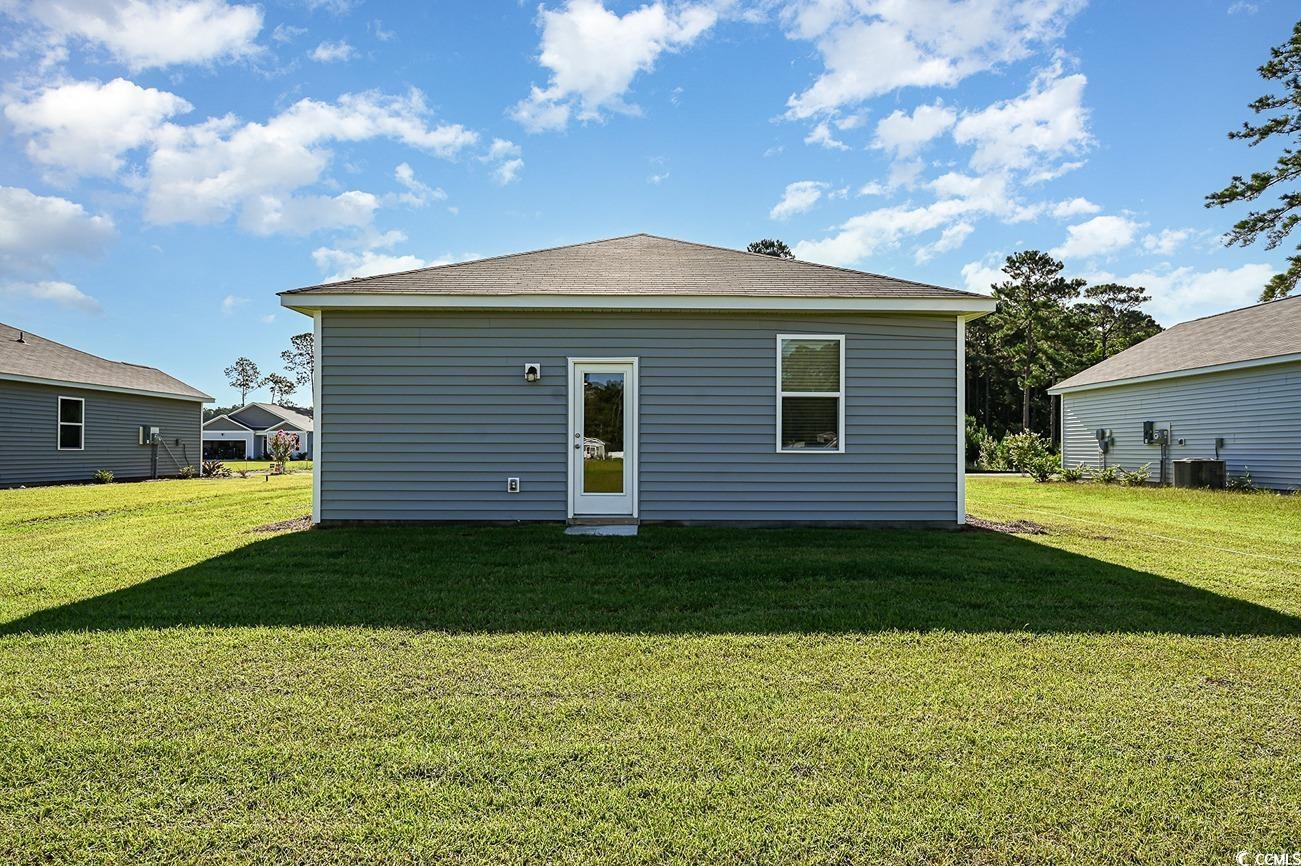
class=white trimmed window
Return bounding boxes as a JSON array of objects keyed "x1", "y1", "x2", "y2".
[
  {"x1": 777, "y1": 334, "x2": 844, "y2": 453},
  {"x1": 57, "y1": 396, "x2": 84, "y2": 450}
]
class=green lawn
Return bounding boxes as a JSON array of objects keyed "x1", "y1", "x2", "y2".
[
  {"x1": 1, "y1": 475, "x2": 1298, "y2": 863},
  {"x1": 583, "y1": 456, "x2": 624, "y2": 492},
  {"x1": 216, "y1": 458, "x2": 313, "y2": 473}
]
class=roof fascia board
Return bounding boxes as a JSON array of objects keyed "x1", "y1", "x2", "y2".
[
  {"x1": 1049, "y1": 352, "x2": 1301, "y2": 395},
  {"x1": 202, "y1": 413, "x2": 256, "y2": 430},
  {"x1": 280, "y1": 292, "x2": 996, "y2": 316},
  {"x1": 0, "y1": 372, "x2": 210, "y2": 402}
]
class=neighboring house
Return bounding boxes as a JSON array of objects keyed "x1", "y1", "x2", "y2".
[
  {"x1": 1049, "y1": 294, "x2": 1301, "y2": 489},
  {"x1": 0, "y1": 323, "x2": 210, "y2": 487},
  {"x1": 279, "y1": 233, "x2": 994, "y2": 526},
  {"x1": 203, "y1": 402, "x2": 314, "y2": 459}
]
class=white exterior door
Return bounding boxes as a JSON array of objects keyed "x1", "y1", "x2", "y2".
[{"x1": 569, "y1": 359, "x2": 638, "y2": 517}]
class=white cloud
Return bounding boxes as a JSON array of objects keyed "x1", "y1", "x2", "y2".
[
  {"x1": 4, "y1": 78, "x2": 193, "y2": 178},
  {"x1": 260, "y1": 313, "x2": 276, "y2": 323},
  {"x1": 1082, "y1": 264, "x2": 1276, "y2": 325},
  {"x1": 804, "y1": 120, "x2": 849, "y2": 150},
  {"x1": 271, "y1": 23, "x2": 306, "y2": 43},
  {"x1": 1142, "y1": 228, "x2": 1193, "y2": 257},
  {"x1": 310, "y1": 40, "x2": 355, "y2": 62},
  {"x1": 23, "y1": 0, "x2": 263, "y2": 70},
  {"x1": 648, "y1": 171, "x2": 670, "y2": 184},
  {"x1": 770, "y1": 180, "x2": 828, "y2": 220},
  {"x1": 511, "y1": 0, "x2": 717, "y2": 132},
  {"x1": 783, "y1": 0, "x2": 1086, "y2": 118},
  {"x1": 311, "y1": 245, "x2": 453, "y2": 283},
  {"x1": 393, "y1": 163, "x2": 446, "y2": 207},
  {"x1": 220, "y1": 293, "x2": 248, "y2": 314},
  {"x1": 915, "y1": 221, "x2": 973, "y2": 263},
  {"x1": 0, "y1": 186, "x2": 115, "y2": 272},
  {"x1": 0, "y1": 280, "x2": 101, "y2": 314},
  {"x1": 871, "y1": 101, "x2": 956, "y2": 157},
  {"x1": 794, "y1": 172, "x2": 1024, "y2": 265},
  {"x1": 1050, "y1": 214, "x2": 1141, "y2": 259},
  {"x1": 482, "y1": 138, "x2": 524, "y2": 185},
  {"x1": 857, "y1": 181, "x2": 886, "y2": 196},
  {"x1": 0, "y1": 187, "x2": 114, "y2": 313},
  {"x1": 952, "y1": 65, "x2": 1091, "y2": 174},
  {"x1": 1050, "y1": 197, "x2": 1100, "y2": 218},
  {"x1": 145, "y1": 89, "x2": 477, "y2": 233},
  {"x1": 960, "y1": 259, "x2": 1005, "y2": 295}
]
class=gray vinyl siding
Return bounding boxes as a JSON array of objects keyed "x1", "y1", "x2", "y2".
[
  {"x1": 0, "y1": 380, "x2": 202, "y2": 486},
  {"x1": 1060, "y1": 360, "x2": 1301, "y2": 490},
  {"x1": 319, "y1": 311, "x2": 959, "y2": 523}
]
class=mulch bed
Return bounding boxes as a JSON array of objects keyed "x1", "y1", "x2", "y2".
[
  {"x1": 251, "y1": 515, "x2": 313, "y2": 534},
  {"x1": 966, "y1": 516, "x2": 1050, "y2": 535}
]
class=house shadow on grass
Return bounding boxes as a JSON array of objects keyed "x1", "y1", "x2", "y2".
[{"x1": 5, "y1": 524, "x2": 1299, "y2": 636}]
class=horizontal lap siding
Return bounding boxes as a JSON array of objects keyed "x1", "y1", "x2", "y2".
[
  {"x1": 1061, "y1": 361, "x2": 1301, "y2": 489},
  {"x1": 0, "y1": 380, "x2": 202, "y2": 486},
  {"x1": 320, "y1": 311, "x2": 958, "y2": 522}
]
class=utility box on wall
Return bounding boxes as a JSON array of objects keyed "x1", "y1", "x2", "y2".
[{"x1": 138, "y1": 425, "x2": 159, "y2": 445}]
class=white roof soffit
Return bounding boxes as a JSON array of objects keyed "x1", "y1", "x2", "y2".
[{"x1": 280, "y1": 292, "x2": 997, "y2": 316}]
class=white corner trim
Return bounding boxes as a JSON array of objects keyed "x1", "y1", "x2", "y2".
[
  {"x1": 956, "y1": 316, "x2": 966, "y2": 525},
  {"x1": 281, "y1": 291, "x2": 997, "y2": 316},
  {"x1": 311, "y1": 310, "x2": 322, "y2": 525},
  {"x1": 2, "y1": 372, "x2": 208, "y2": 402},
  {"x1": 1048, "y1": 352, "x2": 1301, "y2": 395}
]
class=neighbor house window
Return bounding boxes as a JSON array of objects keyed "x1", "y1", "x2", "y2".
[
  {"x1": 777, "y1": 335, "x2": 844, "y2": 452},
  {"x1": 57, "y1": 396, "x2": 84, "y2": 450}
]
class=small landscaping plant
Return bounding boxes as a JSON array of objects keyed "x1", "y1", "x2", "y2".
[
  {"x1": 201, "y1": 459, "x2": 231, "y2": 478},
  {"x1": 91, "y1": 469, "x2": 114, "y2": 484},
  {"x1": 178, "y1": 465, "x2": 197, "y2": 479},
  {"x1": 1058, "y1": 463, "x2": 1088, "y2": 482},
  {"x1": 1089, "y1": 464, "x2": 1121, "y2": 485},
  {"x1": 1119, "y1": 464, "x2": 1151, "y2": 487},
  {"x1": 1227, "y1": 467, "x2": 1258, "y2": 492}
]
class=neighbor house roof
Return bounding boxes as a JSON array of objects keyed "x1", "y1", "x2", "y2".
[
  {"x1": 245, "y1": 402, "x2": 314, "y2": 431},
  {"x1": 0, "y1": 322, "x2": 211, "y2": 401},
  {"x1": 1050, "y1": 294, "x2": 1301, "y2": 394},
  {"x1": 280, "y1": 234, "x2": 994, "y2": 314},
  {"x1": 204, "y1": 402, "x2": 314, "y2": 432}
]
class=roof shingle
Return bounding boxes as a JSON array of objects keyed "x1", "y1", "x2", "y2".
[
  {"x1": 281, "y1": 233, "x2": 985, "y2": 300},
  {"x1": 0, "y1": 322, "x2": 211, "y2": 401},
  {"x1": 1051, "y1": 294, "x2": 1301, "y2": 391}
]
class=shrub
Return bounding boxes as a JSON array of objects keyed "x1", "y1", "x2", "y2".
[
  {"x1": 92, "y1": 469, "x2": 114, "y2": 484},
  {"x1": 1119, "y1": 464, "x2": 1151, "y2": 487},
  {"x1": 1090, "y1": 464, "x2": 1120, "y2": 485},
  {"x1": 977, "y1": 435, "x2": 1011, "y2": 471},
  {"x1": 1058, "y1": 463, "x2": 1088, "y2": 482},
  {"x1": 965, "y1": 416, "x2": 993, "y2": 466},
  {"x1": 268, "y1": 430, "x2": 296, "y2": 466},
  {"x1": 1227, "y1": 468, "x2": 1257, "y2": 493},
  {"x1": 1003, "y1": 431, "x2": 1056, "y2": 474},
  {"x1": 201, "y1": 459, "x2": 230, "y2": 478},
  {"x1": 177, "y1": 465, "x2": 197, "y2": 479},
  {"x1": 1023, "y1": 453, "x2": 1061, "y2": 483}
]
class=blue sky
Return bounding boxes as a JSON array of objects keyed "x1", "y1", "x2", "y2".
[{"x1": 0, "y1": 0, "x2": 1293, "y2": 403}]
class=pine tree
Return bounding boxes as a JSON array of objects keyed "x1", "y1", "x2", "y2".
[
  {"x1": 987, "y1": 251, "x2": 1084, "y2": 431},
  {"x1": 1206, "y1": 20, "x2": 1301, "y2": 301}
]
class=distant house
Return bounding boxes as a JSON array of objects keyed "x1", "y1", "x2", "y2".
[
  {"x1": 203, "y1": 402, "x2": 314, "y2": 460},
  {"x1": 278, "y1": 233, "x2": 995, "y2": 526},
  {"x1": 0, "y1": 322, "x2": 210, "y2": 487},
  {"x1": 1050, "y1": 295, "x2": 1301, "y2": 489}
]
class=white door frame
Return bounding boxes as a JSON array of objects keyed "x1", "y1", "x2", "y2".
[{"x1": 567, "y1": 357, "x2": 639, "y2": 519}]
